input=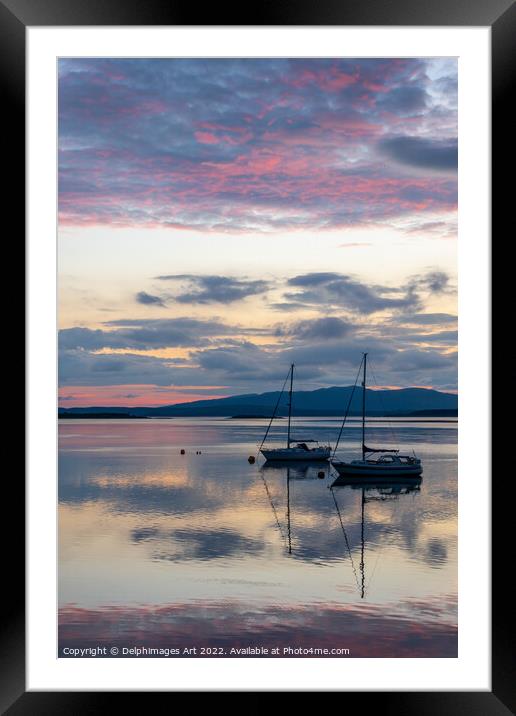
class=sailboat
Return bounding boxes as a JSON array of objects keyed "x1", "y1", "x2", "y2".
[
  {"x1": 259, "y1": 364, "x2": 331, "y2": 461},
  {"x1": 331, "y1": 353, "x2": 423, "y2": 478}
]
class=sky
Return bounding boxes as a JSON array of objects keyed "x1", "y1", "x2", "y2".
[{"x1": 58, "y1": 58, "x2": 458, "y2": 407}]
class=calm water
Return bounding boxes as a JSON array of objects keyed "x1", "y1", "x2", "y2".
[{"x1": 58, "y1": 417, "x2": 457, "y2": 657}]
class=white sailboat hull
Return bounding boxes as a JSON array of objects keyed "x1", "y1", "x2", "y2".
[
  {"x1": 331, "y1": 460, "x2": 422, "y2": 477},
  {"x1": 261, "y1": 446, "x2": 331, "y2": 461}
]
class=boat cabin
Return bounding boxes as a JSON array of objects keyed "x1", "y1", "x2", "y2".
[{"x1": 363, "y1": 454, "x2": 421, "y2": 465}]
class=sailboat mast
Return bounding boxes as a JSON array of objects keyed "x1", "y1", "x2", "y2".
[
  {"x1": 287, "y1": 363, "x2": 294, "y2": 448},
  {"x1": 362, "y1": 353, "x2": 367, "y2": 461},
  {"x1": 360, "y1": 487, "x2": 365, "y2": 599},
  {"x1": 286, "y1": 467, "x2": 292, "y2": 555}
]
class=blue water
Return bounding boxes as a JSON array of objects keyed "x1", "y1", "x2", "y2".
[{"x1": 58, "y1": 417, "x2": 457, "y2": 657}]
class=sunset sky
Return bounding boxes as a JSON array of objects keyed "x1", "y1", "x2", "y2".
[{"x1": 58, "y1": 58, "x2": 457, "y2": 407}]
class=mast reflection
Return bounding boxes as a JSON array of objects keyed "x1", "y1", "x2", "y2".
[{"x1": 331, "y1": 476, "x2": 422, "y2": 598}]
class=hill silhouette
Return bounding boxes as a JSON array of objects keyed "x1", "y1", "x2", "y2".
[{"x1": 59, "y1": 385, "x2": 457, "y2": 418}]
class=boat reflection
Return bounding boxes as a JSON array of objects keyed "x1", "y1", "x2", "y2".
[
  {"x1": 260, "y1": 461, "x2": 330, "y2": 555},
  {"x1": 261, "y1": 459, "x2": 331, "y2": 480},
  {"x1": 330, "y1": 475, "x2": 422, "y2": 598},
  {"x1": 331, "y1": 474, "x2": 423, "y2": 488}
]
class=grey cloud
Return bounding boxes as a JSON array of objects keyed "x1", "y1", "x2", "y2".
[
  {"x1": 285, "y1": 273, "x2": 420, "y2": 314},
  {"x1": 399, "y1": 330, "x2": 458, "y2": 345},
  {"x1": 59, "y1": 330, "x2": 457, "y2": 391},
  {"x1": 290, "y1": 317, "x2": 354, "y2": 341},
  {"x1": 196, "y1": 341, "x2": 274, "y2": 378},
  {"x1": 59, "y1": 316, "x2": 275, "y2": 355},
  {"x1": 59, "y1": 318, "x2": 233, "y2": 351},
  {"x1": 400, "y1": 313, "x2": 457, "y2": 326},
  {"x1": 435, "y1": 75, "x2": 458, "y2": 102},
  {"x1": 59, "y1": 349, "x2": 203, "y2": 387},
  {"x1": 389, "y1": 348, "x2": 456, "y2": 372},
  {"x1": 155, "y1": 275, "x2": 269, "y2": 304},
  {"x1": 378, "y1": 86, "x2": 428, "y2": 114},
  {"x1": 409, "y1": 271, "x2": 452, "y2": 294},
  {"x1": 379, "y1": 136, "x2": 457, "y2": 172},
  {"x1": 288, "y1": 273, "x2": 341, "y2": 287},
  {"x1": 191, "y1": 338, "x2": 457, "y2": 393},
  {"x1": 58, "y1": 270, "x2": 457, "y2": 392},
  {"x1": 136, "y1": 291, "x2": 166, "y2": 307},
  {"x1": 403, "y1": 220, "x2": 456, "y2": 236},
  {"x1": 269, "y1": 302, "x2": 307, "y2": 312},
  {"x1": 59, "y1": 327, "x2": 115, "y2": 352}
]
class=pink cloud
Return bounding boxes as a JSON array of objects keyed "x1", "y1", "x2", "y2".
[
  {"x1": 58, "y1": 58, "x2": 457, "y2": 232},
  {"x1": 195, "y1": 131, "x2": 219, "y2": 144},
  {"x1": 287, "y1": 67, "x2": 358, "y2": 92}
]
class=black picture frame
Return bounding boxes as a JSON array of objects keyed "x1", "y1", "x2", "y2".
[{"x1": 5, "y1": 0, "x2": 513, "y2": 710}]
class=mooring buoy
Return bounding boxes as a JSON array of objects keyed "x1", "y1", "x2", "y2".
[{"x1": 248, "y1": 455, "x2": 256, "y2": 464}]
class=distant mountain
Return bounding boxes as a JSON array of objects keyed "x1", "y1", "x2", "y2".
[
  {"x1": 58, "y1": 385, "x2": 457, "y2": 417},
  {"x1": 58, "y1": 412, "x2": 144, "y2": 419}
]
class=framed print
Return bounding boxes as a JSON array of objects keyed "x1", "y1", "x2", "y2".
[{"x1": 5, "y1": 0, "x2": 513, "y2": 709}]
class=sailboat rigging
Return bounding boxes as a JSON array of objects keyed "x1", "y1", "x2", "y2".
[
  {"x1": 259, "y1": 363, "x2": 331, "y2": 461},
  {"x1": 331, "y1": 353, "x2": 423, "y2": 478}
]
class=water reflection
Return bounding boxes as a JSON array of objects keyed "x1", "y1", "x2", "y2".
[
  {"x1": 330, "y1": 477, "x2": 422, "y2": 599},
  {"x1": 260, "y1": 462, "x2": 424, "y2": 601},
  {"x1": 59, "y1": 600, "x2": 457, "y2": 657},
  {"x1": 58, "y1": 418, "x2": 457, "y2": 657},
  {"x1": 131, "y1": 526, "x2": 264, "y2": 562},
  {"x1": 260, "y1": 461, "x2": 330, "y2": 556}
]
